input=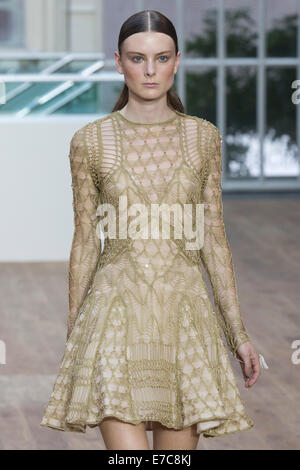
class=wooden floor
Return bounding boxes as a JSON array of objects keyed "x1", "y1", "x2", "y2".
[{"x1": 1, "y1": 195, "x2": 300, "y2": 450}]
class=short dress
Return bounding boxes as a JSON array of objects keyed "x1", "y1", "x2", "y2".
[{"x1": 40, "y1": 108, "x2": 255, "y2": 437}]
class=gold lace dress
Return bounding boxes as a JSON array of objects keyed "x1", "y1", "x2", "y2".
[{"x1": 40, "y1": 109, "x2": 254, "y2": 437}]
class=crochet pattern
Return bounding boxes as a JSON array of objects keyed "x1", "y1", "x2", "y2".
[{"x1": 40, "y1": 109, "x2": 254, "y2": 437}]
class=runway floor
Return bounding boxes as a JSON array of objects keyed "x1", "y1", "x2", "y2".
[{"x1": 1, "y1": 195, "x2": 300, "y2": 450}]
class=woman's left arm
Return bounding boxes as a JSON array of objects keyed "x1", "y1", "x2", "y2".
[{"x1": 199, "y1": 123, "x2": 261, "y2": 387}]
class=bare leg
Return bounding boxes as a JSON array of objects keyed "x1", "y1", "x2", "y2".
[
  {"x1": 98, "y1": 417, "x2": 150, "y2": 450},
  {"x1": 152, "y1": 422, "x2": 199, "y2": 450}
]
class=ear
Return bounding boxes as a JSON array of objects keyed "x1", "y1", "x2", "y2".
[
  {"x1": 114, "y1": 51, "x2": 123, "y2": 74},
  {"x1": 174, "y1": 51, "x2": 181, "y2": 74}
]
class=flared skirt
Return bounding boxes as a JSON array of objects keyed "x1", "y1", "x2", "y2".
[{"x1": 40, "y1": 251, "x2": 254, "y2": 437}]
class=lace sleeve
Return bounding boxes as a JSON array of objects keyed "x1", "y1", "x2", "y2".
[
  {"x1": 200, "y1": 124, "x2": 251, "y2": 359},
  {"x1": 67, "y1": 128, "x2": 100, "y2": 338}
]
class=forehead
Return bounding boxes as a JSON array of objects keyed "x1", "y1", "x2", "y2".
[{"x1": 123, "y1": 31, "x2": 174, "y2": 53}]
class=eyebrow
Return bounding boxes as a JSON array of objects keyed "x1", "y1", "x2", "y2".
[{"x1": 126, "y1": 50, "x2": 172, "y2": 55}]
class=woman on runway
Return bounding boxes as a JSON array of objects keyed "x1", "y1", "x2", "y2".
[{"x1": 41, "y1": 9, "x2": 267, "y2": 450}]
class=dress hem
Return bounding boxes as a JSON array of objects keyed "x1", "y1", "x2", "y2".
[{"x1": 40, "y1": 413, "x2": 254, "y2": 438}]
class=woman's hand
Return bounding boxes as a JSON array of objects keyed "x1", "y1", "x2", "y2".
[{"x1": 236, "y1": 341, "x2": 261, "y2": 389}]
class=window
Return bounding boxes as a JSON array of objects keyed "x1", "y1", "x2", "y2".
[{"x1": 0, "y1": 0, "x2": 24, "y2": 47}]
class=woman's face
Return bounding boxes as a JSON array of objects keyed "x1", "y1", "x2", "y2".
[{"x1": 114, "y1": 31, "x2": 181, "y2": 101}]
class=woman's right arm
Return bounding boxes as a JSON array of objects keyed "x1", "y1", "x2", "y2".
[{"x1": 67, "y1": 128, "x2": 101, "y2": 340}]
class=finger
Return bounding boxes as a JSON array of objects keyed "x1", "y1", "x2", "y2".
[
  {"x1": 247, "y1": 355, "x2": 261, "y2": 385},
  {"x1": 238, "y1": 354, "x2": 251, "y2": 375},
  {"x1": 243, "y1": 357, "x2": 253, "y2": 381}
]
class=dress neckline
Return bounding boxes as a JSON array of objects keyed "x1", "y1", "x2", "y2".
[{"x1": 116, "y1": 109, "x2": 181, "y2": 126}]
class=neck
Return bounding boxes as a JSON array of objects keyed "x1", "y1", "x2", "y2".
[{"x1": 120, "y1": 98, "x2": 174, "y2": 124}]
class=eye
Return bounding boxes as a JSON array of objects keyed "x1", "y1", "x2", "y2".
[
  {"x1": 132, "y1": 55, "x2": 169, "y2": 63},
  {"x1": 132, "y1": 56, "x2": 143, "y2": 62}
]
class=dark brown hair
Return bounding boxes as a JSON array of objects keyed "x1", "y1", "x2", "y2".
[{"x1": 112, "y1": 9, "x2": 184, "y2": 113}]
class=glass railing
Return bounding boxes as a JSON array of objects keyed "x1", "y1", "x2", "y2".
[{"x1": 0, "y1": 52, "x2": 124, "y2": 116}]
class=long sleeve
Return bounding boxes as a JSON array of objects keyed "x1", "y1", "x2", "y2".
[
  {"x1": 199, "y1": 124, "x2": 251, "y2": 360},
  {"x1": 67, "y1": 129, "x2": 101, "y2": 338}
]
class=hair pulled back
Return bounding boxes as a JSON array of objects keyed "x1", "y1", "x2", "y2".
[{"x1": 112, "y1": 9, "x2": 184, "y2": 113}]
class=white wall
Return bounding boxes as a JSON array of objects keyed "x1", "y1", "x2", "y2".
[
  {"x1": 24, "y1": 0, "x2": 103, "y2": 52},
  {"x1": 68, "y1": 0, "x2": 103, "y2": 52},
  {"x1": 0, "y1": 115, "x2": 103, "y2": 261}
]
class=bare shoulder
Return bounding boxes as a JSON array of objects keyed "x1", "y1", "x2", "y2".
[
  {"x1": 178, "y1": 113, "x2": 221, "y2": 158},
  {"x1": 69, "y1": 112, "x2": 116, "y2": 147},
  {"x1": 185, "y1": 113, "x2": 221, "y2": 139}
]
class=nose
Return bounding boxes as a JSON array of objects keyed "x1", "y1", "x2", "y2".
[{"x1": 144, "y1": 59, "x2": 156, "y2": 77}]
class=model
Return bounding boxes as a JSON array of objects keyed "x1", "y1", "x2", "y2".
[{"x1": 40, "y1": 10, "x2": 268, "y2": 450}]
